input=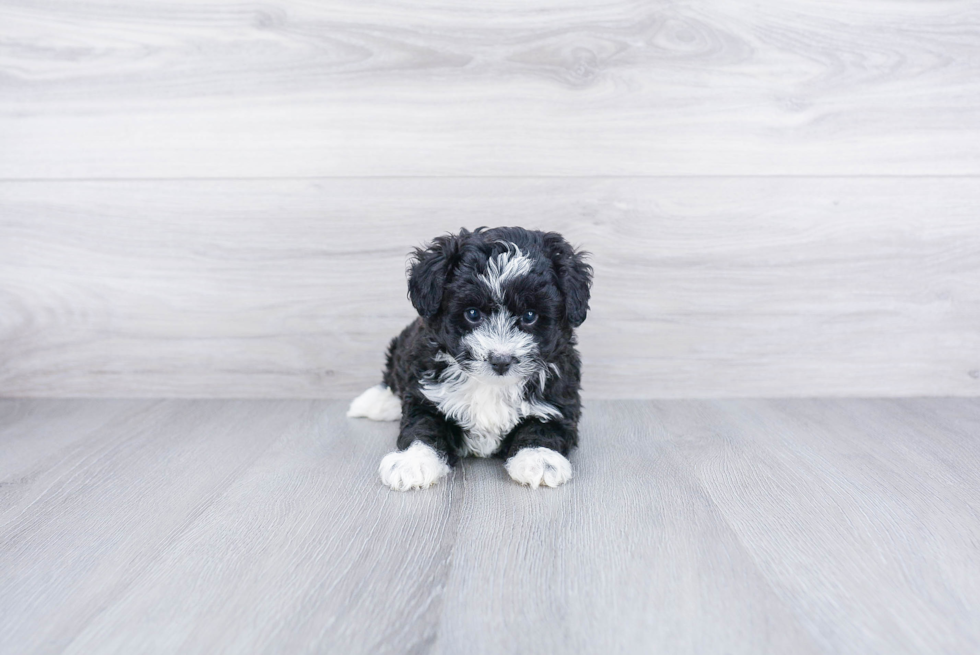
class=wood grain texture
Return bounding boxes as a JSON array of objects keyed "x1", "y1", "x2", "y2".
[
  {"x1": 2, "y1": 177, "x2": 978, "y2": 398},
  {"x1": 2, "y1": 398, "x2": 979, "y2": 653},
  {"x1": 0, "y1": 400, "x2": 289, "y2": 653},
  {"x1": 1, "y1": 0, "x2": 979, "y2": 177},
  {"x1": 437, "y1": 401, "x2": 822, "y2": 654},
  {"x1": 653, "y1": 399, "x2": 980, "y2": 654}
]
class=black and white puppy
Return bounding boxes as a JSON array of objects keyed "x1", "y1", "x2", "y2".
[{"x1": 347, "y1": 227, "x2": 592, "y2": 491}]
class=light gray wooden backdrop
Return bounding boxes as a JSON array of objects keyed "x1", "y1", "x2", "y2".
[{"x1": 1, "y1": 0, "x2": 978, "y2": 398}]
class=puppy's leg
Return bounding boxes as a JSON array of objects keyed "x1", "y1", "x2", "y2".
[
  {"x1": 379, "y1": 401, "x2": 456, "y2": 491},
  {"x1": 503, "y1": 420, "x2": 575, "y2": 489},
  {"x1": 347, "y1": 383, "x2": 402, "y2": 421}
]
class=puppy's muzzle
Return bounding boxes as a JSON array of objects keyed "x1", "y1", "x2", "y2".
[{"x1": 488, "y1": 353, "x2": 518, "y2": 376}]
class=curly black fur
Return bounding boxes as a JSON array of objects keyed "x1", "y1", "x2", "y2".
[{"x1": 381, "y1": 227, "x2": 592, "y2": 466}]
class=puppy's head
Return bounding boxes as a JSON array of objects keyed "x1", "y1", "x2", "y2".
[{"x1": 408, "y1": 227, "x2": 592, "y2": 381}]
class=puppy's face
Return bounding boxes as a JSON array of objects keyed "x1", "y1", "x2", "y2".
[
  {"x1": 443, "y1": 244, "x2": 555, "y2": 383},
  {"x1": 408, "y1": 228, "x2": 592, "y2": 382}
]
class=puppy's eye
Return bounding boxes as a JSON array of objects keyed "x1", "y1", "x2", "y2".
[
  {"x1": 520, "y1": 310, "x2": 538, "y2": 326},
  {"x1": 464, "y1": 308, "x2": 482, "y2": 323}
]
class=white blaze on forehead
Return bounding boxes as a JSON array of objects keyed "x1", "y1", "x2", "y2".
[{"x1": 478, "y1": 243, "x2": 532, "y2": 302}]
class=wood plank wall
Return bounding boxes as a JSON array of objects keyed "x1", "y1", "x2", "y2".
[{"x1": 1, "y1": 0, "x2": 978, "y2": 398}]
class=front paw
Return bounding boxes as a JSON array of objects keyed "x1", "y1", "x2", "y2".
[
  {"x1": 379, "y1": 441, "x2": 451, "y2": 491},
  {"x1": 505, "y1": 447, "x2": 572, "y2": 488}
]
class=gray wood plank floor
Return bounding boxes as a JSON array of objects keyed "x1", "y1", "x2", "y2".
[{"x1": 2, "y1": 398, "x2": 978, "y2": 654}]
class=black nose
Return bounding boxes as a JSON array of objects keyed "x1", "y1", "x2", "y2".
[{"x1": 489, "y1": 354, "x2": 517, "y2": 375}]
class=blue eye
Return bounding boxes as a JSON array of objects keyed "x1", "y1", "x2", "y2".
[
  {"x1": 521, "y1": 310, "x2": 538, "y2": 326},
  {"x1": 464, "y1": 308, "x2": 482, "y2": 323}
]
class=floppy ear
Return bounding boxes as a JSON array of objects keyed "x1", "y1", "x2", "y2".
[
  {"x1": 544, "y1": 233, "x2": 593, "y2": 328},
  {"x1": 407, "y1": 232, "x2": 465, "y2": 319}
]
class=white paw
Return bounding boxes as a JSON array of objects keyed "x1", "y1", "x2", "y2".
[
  {"x1": 504, "y1": 447, "x2": 572, "y2": 488},
  {"x1": 347, "y1": 384, "x2": 402, "y2": 421},
  {"x1": 379, "y1": 441, "x2": 451, "y2": 491}
]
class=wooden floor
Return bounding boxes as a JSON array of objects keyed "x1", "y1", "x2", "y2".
[{"x1": 2, "y1": 398, "x2": 978, "y2": 654}]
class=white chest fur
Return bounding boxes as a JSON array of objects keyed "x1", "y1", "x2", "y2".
[{"x1": 420, "y1": 358, "x2": 560, "y2": 458}]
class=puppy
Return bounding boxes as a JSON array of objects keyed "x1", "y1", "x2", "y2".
[{"x1": 348, "y1": 227, "x2": 592, "y2": 491}]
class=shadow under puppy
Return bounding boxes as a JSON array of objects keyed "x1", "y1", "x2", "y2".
[{"x1": 348, "y1": 227, "x2": 592, "y2": 491}]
